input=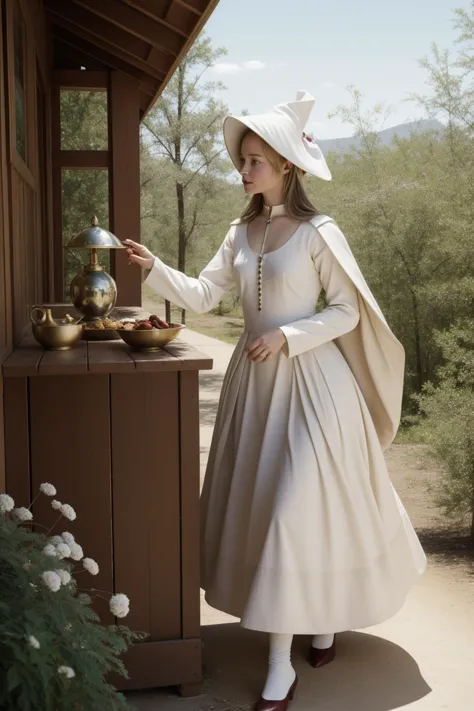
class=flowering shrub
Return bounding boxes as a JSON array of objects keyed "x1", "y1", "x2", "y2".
[{"x1": 0, "y1": 484, "x2": 145, "y2": 710}]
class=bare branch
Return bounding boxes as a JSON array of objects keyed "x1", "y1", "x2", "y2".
[
  {"x1": 181, "y1": 115, "x2": 221, "y2": 164},
  {"x1": 183, "y1": 148, "x2": 226, "y2": 189},
  {"x1": 182, "y1": 62, "x2": 214, "y2": 109},
  {"x1": 143, "y1": 122, "x2": 175, "y2": 162},
  {"x1": 431, "y1": 257, "x2": 453, "y2": 276}
]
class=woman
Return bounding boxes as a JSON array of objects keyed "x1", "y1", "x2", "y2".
[{"x1": 124, "y1": 91, "x2": 426, "y2": 711}]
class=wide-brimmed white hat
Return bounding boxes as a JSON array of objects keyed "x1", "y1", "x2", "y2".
[{"x1": 223, "y1": 90, "x2": 331, "y2": 181}]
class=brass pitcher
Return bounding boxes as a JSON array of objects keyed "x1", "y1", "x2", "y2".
[{"x1": 30, "y1": 305, "x2": 84, "y2": 350}]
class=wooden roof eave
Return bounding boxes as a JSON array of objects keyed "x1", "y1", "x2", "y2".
[{"x1": 47, "y1": 0, "x2": 221, "y2": 117}]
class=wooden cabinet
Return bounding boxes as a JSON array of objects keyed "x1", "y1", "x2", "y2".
[{"x1": 2, "y1": 331, "x2": 212, "y2": 696}]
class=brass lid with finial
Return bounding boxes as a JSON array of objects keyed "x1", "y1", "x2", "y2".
[{"x1": 66, "y1": 215, "x2": 124, "y2": 249}]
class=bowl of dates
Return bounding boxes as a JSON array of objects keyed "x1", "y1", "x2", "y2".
[{"x1": 116, "y1": 315, "x2": 185, "y2": 351}]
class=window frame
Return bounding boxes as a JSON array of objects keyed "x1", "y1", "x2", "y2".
[{"x1": 5, "y1": 0, "x2": 36, "y2": 188}]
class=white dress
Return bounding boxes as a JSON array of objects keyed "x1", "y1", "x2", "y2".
[{"x1": 145, "y1": 214, "x2": 427, "y2": 634}]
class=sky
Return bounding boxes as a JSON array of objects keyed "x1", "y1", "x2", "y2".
[{"x1": 203, "y1": 0, "x2": 467, "y2": 139}]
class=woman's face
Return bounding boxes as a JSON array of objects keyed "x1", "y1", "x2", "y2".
[{"x1": 239, "y1": 133, "x2": 285, "y2": 196}]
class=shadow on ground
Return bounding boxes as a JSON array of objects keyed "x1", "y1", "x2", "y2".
[
  {"x1": 127, "y1": 624, "x2": 431, "y2": 711},
  {"x1": 199, "y1": 400, "x2": 220, "y2": 427},
  {"x1": 199, "y1": 371, "x2": 225, "y2": 392},
  {"x1": 417, "y1": 527, "x2": 474, "y2": 571}
]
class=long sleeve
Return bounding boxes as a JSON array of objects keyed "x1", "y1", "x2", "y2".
[
  {"x1": 279, "y1": 227, "x2": 360, "y2": 358},
  {"x1": 144, "y1": 228, "x2": 235, "y2": 314}
]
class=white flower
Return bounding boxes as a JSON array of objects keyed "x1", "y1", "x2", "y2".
[
  {"x1": 61, "y1": 531, "x2": 75, "y2": 545},
  {"x1": 82, "y1": 558, "x2": 99, "y2": 576},
  {"x1": 28, "y1": 635, "x2": 40, "y2": 649},
  {"x1": 109, "y1": 593, "x2": 130, "y2": 618},
  {"x1": 56, "y1": 543, "x2": 71, "y2": 560},
  {"x1": 0, "y1": 494, "x2": 15, "y2": 514},
  {"x1": 50, "y1": 535, "x2": 63, "y2": 545},
  {"x1": 58, "y1": 665, "x2": 75, "y2": 679},
  {"x1": 51, "y1": 500, "x2": 62, "y2": 510},
  {"x1": 41, "y1": 571, "x2": 61, "y2": 592},
  {"x1": 43, "y1": 544, "x2": 57, "y2": 557},
  {"x1": 57, "y1": 569, "x2": 71, "y2": 586},
  {"x1": 60, "y1": 504, "x2": 76, "y2": 521},
  {"x1": 68, "y1": 543, "x2": 83, "y2": 561},
  {"x1": 40, "y1": 483, "x2": 57, "y2": 496},
  {"x1": 12, "y1": 507, "x2": 33, "y2": 522}
]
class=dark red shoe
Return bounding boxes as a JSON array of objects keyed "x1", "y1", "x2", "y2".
[
  {"x1": 253, "y1": 674, "x2": 298, "y2": 711},
  {"x1": 308, "y1": 636, "x2": 336, "y2": 668}
]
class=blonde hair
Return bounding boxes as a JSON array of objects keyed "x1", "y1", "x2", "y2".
[{"x1": 240, "y1": 131, "x2": 320, "y2": 223}]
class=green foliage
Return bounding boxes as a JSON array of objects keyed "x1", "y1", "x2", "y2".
[
  {"x1": 307, "y1": 38, "x2": 474, "y2": 409},
  {"x1": 0, "y1": 490, "x2": 144, "y2": 711},
  {"x1": 415, "y1": 319, "x2": 474, "y2": 534},
  {"x1": 60, "y1": 90, "x2": 108, "y2": 150}
]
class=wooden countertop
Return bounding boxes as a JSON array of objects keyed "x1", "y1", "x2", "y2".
[
  {"x1": 2, "y1": 336, "x2": 213, "y2": 377},
  {"x1": 2, "y1": 306, "x2": 213, "y2": 377}
]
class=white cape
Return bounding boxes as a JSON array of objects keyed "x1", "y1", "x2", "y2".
[{"x1": 310, "y1": 215, "x2": 405, "y2": 450}]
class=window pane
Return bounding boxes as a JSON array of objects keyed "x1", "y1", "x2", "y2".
[
  {"x1": 14, "y1": 6, "x2": 26, "y2": 159},
  {"x1": 60, "y1": 90, "x2": 108, "y2": 150},
  {"x1": 61, "y1": 169, "x2": 110, "y2": 300}
]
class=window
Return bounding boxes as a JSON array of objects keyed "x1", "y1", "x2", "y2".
[
  {"x1": 61, "y1": 169, "x2": 110, "y2": 300},
  {"x1": 60, "y1": 90, "x2": 108, "y2": 151}
]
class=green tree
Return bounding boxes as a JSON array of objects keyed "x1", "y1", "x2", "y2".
[
  {"x1": 314, "y1": 83, "x2": 474, "y2": 408},
  {"x1": 416, "y1": 319, "x2": 474, "y2": 539},
  {"x1": 142, "y1": 36, "x2": 230, "y2": 324}
]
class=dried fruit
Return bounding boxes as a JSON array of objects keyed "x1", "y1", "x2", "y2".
[
  {"x1": 150, "y1": 314, "x2": 169, "y2": 329},
  {"x1": 133, "y1": 320, "x2": 153, "y2": 331}
]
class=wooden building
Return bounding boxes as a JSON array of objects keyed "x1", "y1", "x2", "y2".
[{"x1": 0, "y1": 0, "x2": 220, "y2": 695}]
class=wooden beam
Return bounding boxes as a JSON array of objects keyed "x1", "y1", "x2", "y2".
[
  {"x1": 173, "y1": 0, "x2": 204, "y2": 17},
  {"x1": 51, "y1": 18, "x2": 167, "y2": 82},
  {"x1": 52, "y1": 27, "x2": 159, "y2": 96},
  {"x1": 59, "y1": 151, "x2": 110, "y2": 169},
  {"x1": 127, "y1": 0, "x2": 197, "y2": 34},
  {"x1": 160, "y1": 1, "x2": 199, "y2": 34},
  {"x1": 139, "y1": 91, "x2": 152, "y2": 114},
  {"x1": 72, "y1": 0, "x2": 186, "y2": 52},
  {"x1": 54, "y1": 41, "x2": 109, "y2": 71},
  {"x1": 53, "y1": 69, "x2": 108, "y2": 90},
  {"x1": 142, "y1": 0, "x2": 220, "y2": 117},
  {"x1": 46, "y1": 0, "x2": 173, "y2": 76},
  {"x1": 109, "y1": 72, "x2": 141, "y2": 306}
]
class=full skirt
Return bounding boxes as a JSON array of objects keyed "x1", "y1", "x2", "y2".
[{"x1": 200, "y1": 334, "x2": 427, "y2": 634}]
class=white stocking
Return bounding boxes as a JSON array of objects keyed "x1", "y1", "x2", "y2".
[
  {"x1": 311, "y1": 633, "x2": 334, "y2": 649},
  {"x1": 262, "y1": 633, "x2": 296, "y2": 701}
]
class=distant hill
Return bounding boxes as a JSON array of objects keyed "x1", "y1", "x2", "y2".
[{"x1": 317, "y1": 119, "x2": 445, "y2": 156}]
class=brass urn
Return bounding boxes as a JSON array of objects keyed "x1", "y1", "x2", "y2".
[{"x1": 66, "y1": 216, "x2": 124, "y2": 321}]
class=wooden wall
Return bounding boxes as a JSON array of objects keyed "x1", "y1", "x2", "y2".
[
  {"x1": 0, "y1": 1, "x2": 10, "y2": 492},
  {"x1": 0, "y1": 0, "x2": 53, "y2": 488}
]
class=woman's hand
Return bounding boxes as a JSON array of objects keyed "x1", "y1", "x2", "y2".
[
  {"x1": 246, "y1": 329, "x2": 287, "y2": 363},
  {"x1": 122, "y1": 239, "x2": 155, "y2": 271}
]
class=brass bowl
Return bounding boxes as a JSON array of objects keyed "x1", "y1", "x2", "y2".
[
  {"x1": 32, "y1": 323, "x2": 85, "y2": 351},
  {"x1": 117, "y1": 324, "x2": 185, "y2": 352}
]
